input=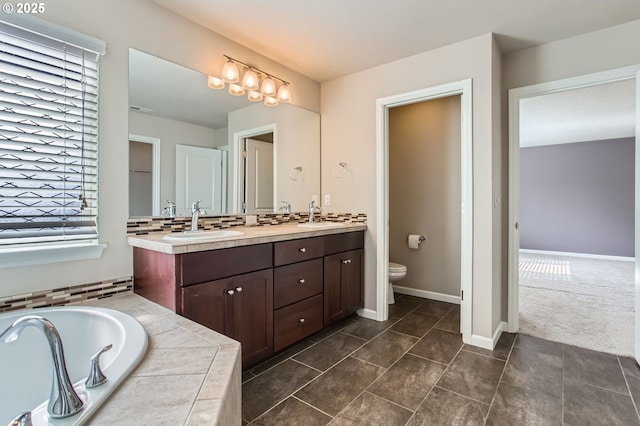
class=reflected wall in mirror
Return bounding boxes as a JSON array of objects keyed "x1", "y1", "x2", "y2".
[{"x1": 128, "y1": 48, "x2": 320, "y2": 217}]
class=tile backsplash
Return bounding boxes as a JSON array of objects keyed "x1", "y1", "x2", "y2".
[
  {"x1": 0, "y1": 277, "x2": 133, "y2": 314},
  {"x1": 127, "y1": 212, "x2": 367, "y2": 235}
]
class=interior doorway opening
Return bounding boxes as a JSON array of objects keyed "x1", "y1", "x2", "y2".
[{"x1": 508, "y1": 66, "x2": 640, "y2": 358}]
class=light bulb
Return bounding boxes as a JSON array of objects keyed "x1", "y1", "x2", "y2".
[
  {"x1": 242, "y1": 69, "x2": 260, "y2": 91},
  {"x1": 264, "y1": 96, "x2": 279, "y2": 107},
  {"x1": 221, "y1": 60, "x2": 239, "y2": 83},
  {"x1": 261, "y1": 77, "x2": 276, "y2": 96},
  {"x1": 248, "y1": 90, "x2": 263, "y2": 102},
  {"x1": 207, "y1": 76, "x2": 225, "y2": 89},
  {"x1": 228, "y1": 83, "x2": 245, "y2": 96},
  {"x1": 277, "y1": 84, "x2": 292, "y2": 103}
]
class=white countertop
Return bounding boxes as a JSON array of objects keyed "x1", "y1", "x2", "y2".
[{"x1": 127, "y1": 222, "x2": 367, "y2": 254}]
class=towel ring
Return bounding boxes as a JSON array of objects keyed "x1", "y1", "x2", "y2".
[
  {"x1": 289, "y1": 166, "x2": 303, "y2": 181},
  {"x1": 332, "y1": 162, "x2": 348, "y2": 178}
]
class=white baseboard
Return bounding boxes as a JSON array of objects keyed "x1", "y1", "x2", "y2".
[
  {"x1": 470, "y1": 321, "x2": 507, "y2": 350},
  {"x1": 520, "y1": 249, "x2": 634, "y2": 262},
  {"x1": 392, "y1": 285, "x2": 460, "y2": 305},
  {"x1": 357, "y1": 308, "x2": 377, "y2": 320}
]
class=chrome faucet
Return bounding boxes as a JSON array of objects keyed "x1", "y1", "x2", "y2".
[
  {"x1": 191, "y1": 200, "x2": 206, "y2": 232},
  {"x1": 1, "y1": 315, "x2": 84, "y2": 419},
  {"x1": 308, "y1": 200, "x2": 321, "y2": 224},
  {"x1": 279, "y1": 201, "x2": 291, "y2": 214}
]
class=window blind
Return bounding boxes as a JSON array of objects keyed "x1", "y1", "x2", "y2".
[{"x1": 0, "y1": 21, "x2": 100, "y2": 246}]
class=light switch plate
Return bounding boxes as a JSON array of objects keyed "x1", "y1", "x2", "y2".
[{"x1": 324, "y1": 194, "x2": 331, "y2": 206}]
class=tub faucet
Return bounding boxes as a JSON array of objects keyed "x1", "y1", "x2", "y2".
[
  {"x1": 1, "y1": 315, "x2": 84, "y2": 419},
  {"x1": 308, "y1": 200, "x2": 321, "y2": 224},
  {"x1": 191, "y1": 200, "x2": 206, "y2": 232}
]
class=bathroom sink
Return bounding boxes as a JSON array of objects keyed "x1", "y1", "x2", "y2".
[
  {"x1": 163, "y1": 230, "x2": 244, "y2": 241},
  {"x1": 298, "y1": 222, "x2": 346, "y2": 228}
]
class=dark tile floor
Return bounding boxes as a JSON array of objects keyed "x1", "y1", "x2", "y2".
[{"x1": 242, "y1": 294, "x2": 640, "y2": 425}]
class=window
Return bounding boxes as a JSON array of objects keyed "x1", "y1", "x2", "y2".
[{"x1": 0, "y1": 18, "x2": 104, "y2": 249}]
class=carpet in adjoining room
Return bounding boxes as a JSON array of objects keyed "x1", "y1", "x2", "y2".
[{"x1": 519, "y1": 252, "x2": 634, "y2": 357}]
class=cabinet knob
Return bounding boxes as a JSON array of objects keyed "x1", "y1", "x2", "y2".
[
  {"x1": 298, "y1": 318, "x2": 305, "y2": 324},
  {"x1": 298, "y1": 279, "x2": 305, "y2": 284},
  {"x1": 341, "y1": 259, "x2": 352, "y2": 264},
  {"x1": 235, "y1": 287, "x2": 243, "y2": 292},
  {"x1": 298, "y1": 247, "x2": 306, "y2": 253},
  {"x1": 226, "y1": 289, "x2": 235, "y2": 295}
]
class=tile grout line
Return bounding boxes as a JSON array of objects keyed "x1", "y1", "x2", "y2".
[
  {"x1": 483, "y1": 334, "x2": 517, "y2": 425},
  {"x1": 617, "y1": 355, "x2": 640, "y2": 422}
]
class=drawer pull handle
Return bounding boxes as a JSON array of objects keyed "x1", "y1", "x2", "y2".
[
  {"x1": 226, "y1": 289, "x2": 235, "y2": 295},
  {"x1": 235, "y1": 287, "x2": 243, "y2": 292},
  {"x1": 341, "y1": 259, "x2": 352, "y2": 264},
  {"x1": 298, "y1": 279, "x2": 305, "y2": 284},
  {"x1": 299, "y1": 318, "x2": 305, "y2": 324},
  {"x1": 299, "y1": 247, "x2": 306, "y2": 253}
]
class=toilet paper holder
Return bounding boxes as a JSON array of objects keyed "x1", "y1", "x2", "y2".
[{"x1": 407, "y1": 234, "x2": 426, "y2": 249}]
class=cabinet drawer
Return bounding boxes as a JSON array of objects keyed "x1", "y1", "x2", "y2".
[
  {"x1": 274, "y1": 294, "x2": 323, "y2": 351},
  {"x1": 274, "y1": 258, "x2": 323, "y2": 309},
  {"x1": 324, "y1": 231, "x2": 364, "y2": 255},
  {"x1": 179, "y1": 243, "x2": 273, "y2": 286},
  {"x1": 274, "y1": 237, "x2": 324, "y2": 266}
]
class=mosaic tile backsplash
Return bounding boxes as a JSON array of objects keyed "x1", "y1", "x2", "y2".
[
  {"x1": 127, "y1": 212, "x2": 367, "y2": 235},
  {"x1": 0, "y1": 277, "x2": 133, "y2": 314}
]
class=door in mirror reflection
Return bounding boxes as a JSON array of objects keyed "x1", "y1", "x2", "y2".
[
  {"x1": 176, "y1": 145, "x2": 227, "y2": 216},
  {"x1": 243, "y1": 137, "x2": 274, "y2": 213}
]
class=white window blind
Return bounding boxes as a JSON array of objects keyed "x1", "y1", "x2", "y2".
[{"x1": 0, "y1": 21, "x2": 101, "y2": 246}]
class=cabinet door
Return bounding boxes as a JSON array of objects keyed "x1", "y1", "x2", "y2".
[
  {"x1": 343, "y1": 249, "x2": 364, "y2": 315},
  {"x1": 324, "y1": 249, "x2": 364, "y2": 325},
  {"x1": 180, "y1": 278, "x2": 228, "y2": 333},
  {"x1": 230, "y1": 269, "x2": 274, "y2": 368}
]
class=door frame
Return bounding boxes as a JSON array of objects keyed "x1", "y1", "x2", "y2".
[
  {"x1": 129, "y1": 133, "x2": 161, "y2": 216},
  {"x1": 232, "y1": 124, "x2": 277, "y2": 214},
  {"x1": 375, "y1": 78, "x2": 473, "y2": 344},
  {"x1": 507, "y1": 65, "x2": 640, "y2": 336}
]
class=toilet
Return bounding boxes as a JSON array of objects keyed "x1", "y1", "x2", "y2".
[{"x1": 388, "y1": 262, "x2": 407, "y2": 304}]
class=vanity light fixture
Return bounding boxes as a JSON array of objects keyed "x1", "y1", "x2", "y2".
[
  {"x1": 209, "y1": 55, "x2": 292, "y2": 105},
  {"x1": 221, "y1": 58, "x2": 240, "y2": 83},
  {"x1": 248, "y1": 90, "x2": 263, "y2": 102},
  {"x1": 228, "y1": 83, "x2": 245, "y2": 96},
  {"x1": 207, "y1": 76, "x2": 225, "y2": 89},
  {"x1": 241, "y1": 68, "x2": 260, "y2": 91},
  {"x1": 264, "y1": 96, "x2": 279, "y2": 107}
]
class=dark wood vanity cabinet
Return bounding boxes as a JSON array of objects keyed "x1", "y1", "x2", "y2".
[
  {"x1": 133, "y1": 230, "x2": 364, "y2": 369},
  {"x1": 272, "y1": 237, "x2": 324, "y2": 351},
  {"x1": 324, "y1": 249, "x2": 364, "y2": 325},
  {"x1": 180, "y1": 269, "x2": 273, "y2": 368}
]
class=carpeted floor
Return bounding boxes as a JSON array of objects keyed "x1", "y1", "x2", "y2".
[{"x1": 519, "y1": 252, "x2": 635, "y2": 357}]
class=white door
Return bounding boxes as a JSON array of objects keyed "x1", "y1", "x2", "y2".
[
  {"x1": 244, "y1": 138, "x2": 274, "y2": 213},
  {"x1": 176, "y1": 145, "x2": 223, "y2": 216}
]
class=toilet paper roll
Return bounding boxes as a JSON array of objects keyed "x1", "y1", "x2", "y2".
[{"x1": 408, "y1": 234, "x2": 423, "y2": 249}]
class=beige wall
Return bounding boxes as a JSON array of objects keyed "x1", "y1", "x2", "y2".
[
  {"x1": 0, "y1": 0, "x2": 320, "y2": 298},
  {"x1": 228, "y1": 103, "x2": 321, "y2": 213},
  {"x1": 321, "y1": 33, "x2": 502, "y2": 340},
  {"x1": 389, "y1": 96, "x2": 461, "y2": 297}
]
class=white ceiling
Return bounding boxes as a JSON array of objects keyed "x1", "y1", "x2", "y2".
[
  {"x1": 151, "y1": 0, "x2": 640, "y2": 82},
  {"x1": 520, "y1": 79, "x2": 636, "y2": 147}
]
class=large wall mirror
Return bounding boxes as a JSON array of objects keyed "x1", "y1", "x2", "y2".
[{"x1": 128, "y1": 49, "x2": 320, "y2": 217}]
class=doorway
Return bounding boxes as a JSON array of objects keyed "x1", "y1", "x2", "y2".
[
  {"x1": 508, "y1": 65, "x2": 640, "y2": 359},
  {"x1": 375, "y1": 79, "x2": 473, "y2": 345},
  {"x1": 128, "y1": 134, "x2": 160, "y2": 216},
  {"x1": 241, "y1": 134, "x2": 274, "y2": 214}
]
